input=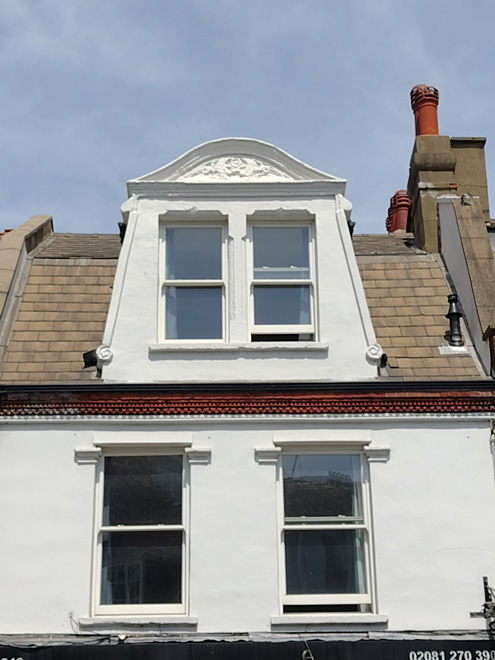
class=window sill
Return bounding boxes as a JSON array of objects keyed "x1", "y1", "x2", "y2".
[
  {"x1": 149, "y1": 342, "x2": 329, "y2": 353},
  {"x1": 78, "y1": 615, "x2": 198, "y2": 630},
  {"x1": 270, "y1": 614, "x2": 388, "y2": 627}
]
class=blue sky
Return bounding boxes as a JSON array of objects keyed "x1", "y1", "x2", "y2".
[{"x1": 1, "y1": 0, "x2": 494, "y2": 235}]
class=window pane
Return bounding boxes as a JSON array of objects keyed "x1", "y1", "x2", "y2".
[
  {"x1": 285, "y1": 530, "x2": 367, "y2": 595},
  {"x1": 254, "y1": 286, "x2": 310, "y2": 325},
  {"x1": 166, "y1": 227, "x2": 222, "y2": 280},
  {"x1": 253, "y1": 227, "x2": 309, "y2": 280},
  {"x1": 103, "y1": 456, "x2": 182, "y2": 526},
  {"x1": 283, "y1": 455, "x2": 362, "y2": 521},
  {"x1": 101, "y1": 531, "x2": 182, "y2": 605},
  {"x1": 166, "y1": 286, "x2": 222, "y2": 339}
]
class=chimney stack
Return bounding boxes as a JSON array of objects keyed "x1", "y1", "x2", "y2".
[
  {"x1": 386, "y1": 190, "x2": 411, "y2": 233},
  {"x1": 410, "y1": 84, "x2": 439, "y2": 136}
]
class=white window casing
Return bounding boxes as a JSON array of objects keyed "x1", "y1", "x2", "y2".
[
  {"x1": 277, "y1": 449, "x2": 375, "y2": 614},
  {"x1": 92, "y1": 448, "x2": 189, "y2": 616},
  {"x1": 247, "y1": 221, "x2": 316, "y2": 341},
  {"x1": 159, "y1": 223, "x2": 227, "y2": 342}
]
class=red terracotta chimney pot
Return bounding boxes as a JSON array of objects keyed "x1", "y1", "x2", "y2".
[
  {"x1": 386, "y1": 190, "x2": 411, "y2": 233},
  {"x1": 410, "y1": 84, "x2": 439, "y2": 136}
]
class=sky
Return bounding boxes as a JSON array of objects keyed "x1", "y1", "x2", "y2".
[{"x1": 1, "y1": 0, "x2": 495, "y2": 236}]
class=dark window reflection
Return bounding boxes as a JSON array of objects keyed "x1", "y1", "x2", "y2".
[
  {"x1": 285, "y1": 530, "x2": 366, "y2": 595},
  {"x1": 103, "y1": 456, "x2": 182, "y2": 526},
  {"x1": 283, "y1": 454, "x2": 361, "y2": 519},
  {"x1": 101, "y1": 531, "x2": 182, "y2": 604}
]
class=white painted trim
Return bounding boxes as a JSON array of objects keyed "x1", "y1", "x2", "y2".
[
  {"x1": 254, "y1": 447, "x2": 281, "y2": 464},
  {"x1": 2, "y1": 413, "x2": 493, "y2": 424},
  {"x1": 335, "y1": 194, "x2": 378, "y2": 350},
  {"x1": 185, "y1": 448, "x2": 211, "y2": 465},
  {"x1": 94, "y1": 439, "x2": 192, "y2": 448},
  {"x1": 274, "y1": 430, "x2": 372, "y2": 445},
  {"x1": 92, "y1": 452, "x2": 189, "y2": 617},
  {"x1": 128, "y1": 181, "x2": 347, "y2": 200},
  {"x1": 270, "y1": 614, "x2": 388, "y2": 625},
  {"x1": 128, "y1": 138, "x2": 346, "y2": 187},
  {"x1": 277, "y1": 451, "x2": 376, "y2": 614},
  {"x1": 101, "y1": 208, "x2": 138, "y2": 349},
  {"x1": 364, "y1": 445, "x2": 391, "y2": 463},
  {"x1": 247, "y1": 220, "x2": 316, "y2": 340},
  {"x1": 74, "y1": 448, "x2": 102, "y2": 465},
  {"x1": 149, "y1": 342, "x2": 329, "y2": 352},
  {"x1": 78, "y1": 615, "x2": 198, "y2": 629},
  {"x1": 159, "y1": 222, "x2": 228, "y2": 343}
]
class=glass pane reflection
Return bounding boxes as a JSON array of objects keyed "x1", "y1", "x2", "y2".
[
  {"x1": 285, "y1": 529, "x2": 367, "y2": 595},
  {"x1": 166, "y1": 286, "x2": 222, "y2": 339},
  {"x1": 254, "y1": 286, "x2": 310, "y2": 325},
  {"x1": 166, "y1": 228, "x2": 222, "y2": 280},
  {"x1": 253, "y1": 227, "x2": 309, "y2": 280},
  {"x1": 103, "y1": 456, "x2": 182, "y2": 526},
  {"x1": 101, "y1": 531, "x2": 182, "y2": 604},
  {"x1": 283, "y1": 454, "x2": 362, "y2": 520}
]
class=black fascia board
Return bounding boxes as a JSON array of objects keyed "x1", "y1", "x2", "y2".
[{"x1": 0, "y1": 380, "x2": 494, "y2": 396}]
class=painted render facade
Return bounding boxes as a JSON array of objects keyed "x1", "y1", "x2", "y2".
[{"x1": 1, "y1": 86, "x2": 495, "y2": 659}]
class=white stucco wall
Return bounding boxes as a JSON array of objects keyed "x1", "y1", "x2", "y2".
[
  {"x1": 1, "y1": 418, "x2": 494, "y2": 634},
  {"x1": 102, "y1": 196, "x2": 378, "y2": 383}
]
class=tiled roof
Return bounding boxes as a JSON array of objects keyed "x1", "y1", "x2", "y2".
[
  {"x1": 352, "y1": 233, "x2": 419, "y2": 256},
  {"x1": 0, "y1": 234, "x2": 119, "y2": 384},
  {"x1": 357, "y1": 251, "x2": 485, "y2": 380},
  {"x1": 0, "y1": 228, "x2": 488, "y2": 384},
  {"x1": 37, "y1": 233, "x2": 121, "y2": 259}
]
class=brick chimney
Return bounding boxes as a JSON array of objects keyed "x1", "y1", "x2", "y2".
[{"x1": 407, "y1": 84, "x2": 491, "y2": 252}]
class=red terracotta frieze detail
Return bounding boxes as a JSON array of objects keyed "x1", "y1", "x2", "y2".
[{"x1": 0, "y1": 389, "x2": 494, "y2": 417}]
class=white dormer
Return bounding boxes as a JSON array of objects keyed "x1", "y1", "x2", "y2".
[{"x1": 101, "y1": 138, "x2": 380, "y2": 382}]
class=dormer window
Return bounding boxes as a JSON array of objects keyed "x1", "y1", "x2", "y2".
[
  {"x1": 250, "y1": 224, "x2": 315, "y2": 341},
  {"x1": 163, "y1": 226, "x2": 225, "y2": 340},
  {"x1": 112, "y1": 138, "x2": 379, "y2": 383}
]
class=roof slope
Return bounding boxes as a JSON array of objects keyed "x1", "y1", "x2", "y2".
[
  {"x1": 0, "y1": 228, "x2": 487, "y2": 384},
  {"x1": 356, "y1": 235, "x2": 485, "y2": 380},
  {"x1": 0, "y1": 234, "x2": 119, "y2": 383}
]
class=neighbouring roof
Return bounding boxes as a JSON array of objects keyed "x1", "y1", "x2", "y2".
[
  {"x1": 352, "y1": 233, "x2": 418, "y2": 256},
  {"x1": 355, "y1": 234, "x2": 485, "y2": 380},
  {"x1": 0, "y1": 234, "x2": 120, "y2": 384}
]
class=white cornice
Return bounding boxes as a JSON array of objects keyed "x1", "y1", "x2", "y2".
[
  {"x1": 129, "y1": 138, "x2": 344, "y2": 182},
  {"x1": 127, "y1": 180, "x2": 346, "y2": 200},
  {"x1": 1, "y1": 413, "x2": 492, "y2": 424}
]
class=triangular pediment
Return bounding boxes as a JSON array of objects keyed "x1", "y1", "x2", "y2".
[{"x1": 129, "y1": 138, "x2": 345, "y2": 186}]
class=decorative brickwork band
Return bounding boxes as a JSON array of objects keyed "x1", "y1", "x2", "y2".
[
  {"x1": 386, "y1": 190, "x2": 411, "y2": 233},
  {"x1": 0, "y1": 388, "x2": 494, "y2": 417},
  {"x1": 410, "y1": 84, "x2": 439, "y2": 136}
]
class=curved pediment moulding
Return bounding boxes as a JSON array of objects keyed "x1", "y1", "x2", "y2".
[
  {"x1": 180, "y1": 155, "x2": 292, "y2": 183},
  {"x1": 127, "y1": 138, "x2": 346, "y2": 191}
]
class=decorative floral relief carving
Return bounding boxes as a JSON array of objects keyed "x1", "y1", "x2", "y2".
[{"x1": 180, "y1": 156, "x2": 292, "y2": 182}]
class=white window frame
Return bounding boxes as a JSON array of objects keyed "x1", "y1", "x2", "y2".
[
  {"x1": 92, "y1": 448, "x2": 189, "y2": 616},
  {"x1": 247, "y1": 221, "x2": 316, "y2": 339},
  {"x1": 159, "y1": 223, "x2": 228, "y2": 342},
  {"x1": 277, "y1": 449, "x2": 374, "y2": 612}
]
